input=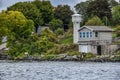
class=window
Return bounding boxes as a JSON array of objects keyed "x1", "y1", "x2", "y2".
[
  {"x1": 80, "y1": 32, "x2": 82, "y2": 38},
  {"x1": 90, "y1": 32, "x2": 92, "y2": 38},
  {"x1": 95, "y1": 32, "x2": 98, "y2": 37},
  {"x1": 86, "y1": 32, "x2": 89, "y2": 38},
  {"x1": 83, "y1": 32, "x2": 85, "y2": 38}
]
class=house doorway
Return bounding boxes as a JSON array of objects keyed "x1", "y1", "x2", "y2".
[{"x1": 97, "y1": 45, "x2": 101, "y2": 55}]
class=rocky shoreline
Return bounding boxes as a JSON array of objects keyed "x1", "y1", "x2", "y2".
[{"x1": 0, "y1": 53, "x2": 120, "y2": 62}]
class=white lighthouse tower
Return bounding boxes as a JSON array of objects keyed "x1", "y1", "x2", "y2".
[{"x1": 72, "y1": 13, "x2": 82, "y2": 44}]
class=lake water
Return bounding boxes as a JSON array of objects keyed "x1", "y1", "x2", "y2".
[{"x1": 0, "y1": 61, "x2": 120, "y2": 80}]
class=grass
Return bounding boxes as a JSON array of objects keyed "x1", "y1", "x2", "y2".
[{"x1": 60, "y1": 36, "x2": 73, "y2": 45}]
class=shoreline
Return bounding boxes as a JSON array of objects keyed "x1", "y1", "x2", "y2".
[{"x1": 0, "y1": 58, "x2": 120, "y2": 62}]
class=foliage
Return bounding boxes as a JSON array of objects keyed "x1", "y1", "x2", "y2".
[
  {"x1": 0, "y1": 11, "x2": 56, "y2": 59},
  {"x1": 55, "y1": 28, "x2": 64, "y2": 35},
  {"x1": 54, "y1": 5, "x2": 73, "y2": 28},
  {"x1": 65, "y1": 27, "x2": 73, "y2": 37},
  {"x1": 85, "y1": 16, "x2": 104, "y2": 26},
  {"x1": 7, "y1": 2, "x2": 43, "y2": 32},
  {"x1": 0, "y1": 11, "x2": 9, "y2": 43},
  {"x1": 84, "y1": 52, "x2": 95, "y2": 59},
  {"x1": 60, "y1": 36, "x2": 73, "y2": 45},
  {"x1": 86, "y1": 0, "x2": 111, "y2": 20},
  {"x1": 74, "y1": 2, "x2": 89, "y2": 26},
  {"x1": 102, "y1": 16, "x2": 110, "y2": 26},
  {"x1": 32, "y1": 0, "x2": 54, "y2": 25},
  {"x1": 49, "y1": 19, "x2": 63, "y2": 31},
  {"x1": 114, "y1": 25, "x2": 120, "y2": 37},
  {"x1": 112, "y1": 5, "x2": 120, "y2": 26},
  {"x1": 67, "y1": 51, "x2": 81, "y2": 56},
  {"x1": 108, "y1": 0, "x2": 119, "y2": 7},
  {"x1": 0, "y1": 11, "x2": 34, "y2": 59},
  {"x1": 74, "y1": 2, "x2": 88, "y2": 16},
  {"x1": 40, "y1": 28, "x2": 58, "y2": 43},
  {"x1": 74, "y1": 0, "x2": 115, "y2": 26},
  {"x1": 43, "y1": 54, "x2": 56, "y2": 60}
]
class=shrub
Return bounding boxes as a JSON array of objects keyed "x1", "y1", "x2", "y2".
[
  {"x1": 49, "y1": 19, "x2": 63, "y2": 32},
  {"x1": 84, "y1": 52, "x2": 95, "y2": 59},
  {"x1": 114, "y1": 25, "x2": 120, "y2": 37},
  {"x1": 43, "y1": 54, "x2": 57, "y2": 60},
  {"x1": 55, "y1": 28, "x2": 64, "y2": 35},
  {"x1": 67, "y1": 51, "x2": 81, "y2": 56}
]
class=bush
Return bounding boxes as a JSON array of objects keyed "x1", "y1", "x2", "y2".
[
  {"x1": 67, "y1": 51, "x2": 81, "y2": 56},
  {"x1": 43, "y1": 54, "x2": 57, "y2": 60},
  {"x1": 55, "y1": 28, "x2": 64, "y2": 35},
  {"x1": 84, "y1": 52, "x2": 95, "y2": 59},
  {"x1": 114, "y1": 25, "x2": 120, "y2": 37},
  {"x1": 49, "y1": 19, "x2": 63, "y2": 31},
  {"x1": 47, "y1": 44, "x2": 78, "y2": 54},
  {"x1": 60, "y1": 36, "x2": 73, "y2": 45}
]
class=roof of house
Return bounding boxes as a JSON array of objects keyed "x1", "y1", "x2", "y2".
[{"x1": 78, "y1": 26, "x2": 113, "y2": 32}]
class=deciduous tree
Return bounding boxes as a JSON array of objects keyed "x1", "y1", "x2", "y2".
[
  {"x1": 7, "y1": 2, "x2": 43, "y2": 32},
  {"x1": 86, "y1": 0, "x2": 112, "y2": 20},
  {"x1": 32, "y1": 0, "x2": 54, "y2": 25},
  {"x1": 54, "y1": 5, "x2": 73, "y2": 30},
  {"x1": 85, "y1": 16, "x2": 104, "y2": 26},
  {"x1": 112, "y1": 5, "x2": 120, "y2": 26},
  {"x1": 49, "y1": 19, "x2": 63, "y2": 32}
]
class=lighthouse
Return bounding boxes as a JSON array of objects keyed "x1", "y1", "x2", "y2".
[{"x1": 72, "y1": 13, "x2": 82, "y2": 44}]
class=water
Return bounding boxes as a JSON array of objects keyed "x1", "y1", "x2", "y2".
[{"x1": 0, "y1": 61, "x2": 120, "y2": 80}]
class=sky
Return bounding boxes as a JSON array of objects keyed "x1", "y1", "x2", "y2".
[
  {"x1": 0, "y1": 0, "x2": 119, "y2": 11},
  {"x1": 0, "y1": 0, "x2": 85, "y2": 11}
]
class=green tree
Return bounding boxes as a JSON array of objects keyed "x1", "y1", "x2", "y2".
[
  {"x1": 32, "y1": 0, "x2": 54, "y2": 25},
  {"x1": 0, "y1": 11, "x2": 34, "y2": 59},
  {"x1": 114, "y1": 25, "x2": 120, "y2": 37},
  {"x1": 0, "y1": 11, "x2": 9, "y2": 43},
  {"x1": 85, "y1": 16, "x2": 104, "y2": 26},
  {"x1": 75, "y1": 2, "x2": 88, "y2": 16},
  {"x1": 109, "y1": 0, "x2": 119, "y2": 7},
  {"x1": 112, "y1": 5, "x2": 120, "y2": 26},
  {"x1": 49, "y1": 19, "x2": 63, "y2": 31},
  {"x1": 86, "y1": 0, "x2": 111, "y2": 20},
  {"x1": 7, "y1": 2, "x2": 43, "y2": 32},
  {"x1": 54, "y1": 5, "x2": 73, "y2": 30},
  {"x1": 74, "y1": 1, "x2": 89, "y2": 26}
]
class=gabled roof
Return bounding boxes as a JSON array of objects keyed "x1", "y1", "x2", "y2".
[{"x1": 78, "y1": 26, "x2": 113, "y2": 32}]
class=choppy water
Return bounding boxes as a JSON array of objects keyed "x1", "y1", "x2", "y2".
[{"x1": 0, "y1": 61, "x2": 120, "y2": 80}]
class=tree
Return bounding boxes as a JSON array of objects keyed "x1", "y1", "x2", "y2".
[
  {"x1": 49, "y1": 19, "x2": 63, "y2": 31},
  {"x1": 108, "y1": 0, "x2": 119, "y2": 7},
  {"x1": 74, "y1": 1, "x2": 89, "y2": 26},
  {"x1": 0, "y1": 11, "x2": 34, "y2": 59},
  {"x1": 85, "y1": 16, "x2": 104, "y2": 26},
  {"x1": 114, "y1": 25, "x2": 120, "y2": 37},
  {"x1": 7, "y1": 2, "x2": 43, "y2": 32},
  {"x1": 75, "y1": 2, "x2": 87, "y2": 16},
  {"x1": 54, "y1": 5, "x2": 73, "y2": 30},
  {"x1": 32, "y1": 0, "x2": 54, "y2": 25},
  {"x1": 112, "y1": 5, "x2": 120, "y2": 26},
  {"x1": 86, "y1": 0, "x2": 112, "y2": 20}
]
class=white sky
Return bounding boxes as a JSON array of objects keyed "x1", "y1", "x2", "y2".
[{"x1": 0, "y1": 0, "x2": 119, "y2": 11}]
